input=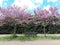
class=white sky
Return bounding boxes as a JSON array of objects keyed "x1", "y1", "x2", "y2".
[
  {"x1": 0, "y1": 0, "x2": 59, "y2": 10},
  {"x1": 12, "y1": 0, "x2": 43, "y2": 9}
]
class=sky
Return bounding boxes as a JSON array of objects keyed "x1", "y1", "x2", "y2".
[{"x1": 0, "y1": 0, "x2": 60, "y2": 13}]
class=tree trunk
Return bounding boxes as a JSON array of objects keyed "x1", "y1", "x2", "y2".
[
  {"x1": 49, "y1": 24, "x2": 51, "y2": 33},
  {"x1": 43, "y1": 26, "x2": 46, "y2": 37},
  {"x1": 13, "y1": 24, "x2": 17, "y2": 37}
]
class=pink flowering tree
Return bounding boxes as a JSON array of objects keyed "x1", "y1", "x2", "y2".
[
  {"x1": 0, "y1": 13, "x2": 6, "y2": 26},
  {"x1": 0, "y1": 6, "x2": 60, "y2": 36},
  {"x1": 0, "y1": 6, "x2": 32, "y2": 37},
  {"x1": 34, "y1": 7, "x2": 60, "y2": 37}
]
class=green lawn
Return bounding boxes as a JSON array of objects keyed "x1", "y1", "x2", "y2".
[{"x1": 0, "y1": 35, "x2": 60, "y2": 41}]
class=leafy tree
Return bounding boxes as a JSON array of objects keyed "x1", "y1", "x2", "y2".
[
  {"x1": 34, "y1": 7, "x2": 60, "y2": 36},
  {"x1": 0, "y1": 6, "x2": 32, "y2": 37}
]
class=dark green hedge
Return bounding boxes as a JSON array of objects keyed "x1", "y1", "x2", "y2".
[{"x1": 0, "y1": 24, "x2": 60, "y2": 34}]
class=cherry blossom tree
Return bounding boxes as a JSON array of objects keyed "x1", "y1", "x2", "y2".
[
  {"x1": 0, "y1": 6, "x2": 32, "y2": 37},
  {"x1": 34, "y1": 7, "x2": 60, "y2": 37},
  {"x1": 0, "y1": 6, "x2": 60, "y2": 36}
]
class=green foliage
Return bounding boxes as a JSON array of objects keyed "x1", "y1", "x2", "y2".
[
  {"x1": 0, "y1": 24, "x2": 60, "y2": 34},
  {"x1": 1, "y1": 36, "x2": 60, "y2": 41}
]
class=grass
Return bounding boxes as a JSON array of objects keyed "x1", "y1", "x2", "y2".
[{"x1": 0, "y1": 35, "x2": 60, "y2": 41}]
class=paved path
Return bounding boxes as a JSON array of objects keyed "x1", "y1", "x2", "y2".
[
  {"x1": 0, "y1": 34, "x2": 60, "y2": 37},
  {"x1": 0, "y1": 40, "x2": 60, "y2": 45}
]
